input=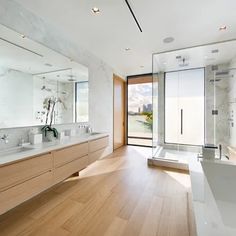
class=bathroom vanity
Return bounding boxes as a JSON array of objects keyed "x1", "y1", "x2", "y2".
[{"x1": 0, "y1": 133, "x2": 109, "y2": 215}]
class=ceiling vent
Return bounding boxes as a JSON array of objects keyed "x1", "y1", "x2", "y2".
[
  {"x1": 0, "y1": 37, "x2": 43, "y2": 57},
  {"x1": 211, "y1": 49, "x2": 219, "y2": 54},
  {"x1": 124, "y1": 0, "x2": 143, "y2": 32}
]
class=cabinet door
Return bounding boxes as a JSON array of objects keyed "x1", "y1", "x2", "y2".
[
  {"x1": 89, "y1": 136, "x2": 109, "y2": 153},
  {"x1": 0, "y1": 171, "x2": 53, "y2": 215},
  {"x1": 54, "y1": 155, "x2": 88, "y2": 184},
  {"x1": 178, "y1": 69, "x2": 204, "y2": 145},
  {"x1": 54, "y1": 142, "x2": 88, "y2": 168},
  {"x1": 0, "y1": 153, "x2": 53, "y2": 192}
]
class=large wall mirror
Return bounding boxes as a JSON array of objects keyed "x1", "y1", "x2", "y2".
[{"x1": 0, "y1": 24, "x2": 89, "y2": 129}]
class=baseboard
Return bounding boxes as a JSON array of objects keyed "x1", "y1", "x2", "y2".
[{"x1": 148, "y1": 158, "x2": 189, "y2": 171}]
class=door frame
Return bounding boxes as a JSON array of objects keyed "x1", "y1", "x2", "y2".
[
  {"x1": 113, "y1": 74, "x2": 126, "y2": 151},
  {"x1": 163, "y1": 67, "x2": 206, "y2": 146},
  {"x1": 126, "y1": 73, "x2": 153, "y2": 147}
]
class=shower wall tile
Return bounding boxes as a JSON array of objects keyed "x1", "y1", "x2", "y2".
[{"x1": 205, "y1": 64, "x2": 230, "y2": 150}]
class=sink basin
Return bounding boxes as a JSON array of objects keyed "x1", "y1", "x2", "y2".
[
  {"x1": 88, "y1": 132, "x2": 101, "y2": 135},
  {"x1": 0, "y1": 146, "x2": 35, "y2": 157},
  {"x1": 83, "y1": 132, "x2": 101, "y2": 136}
]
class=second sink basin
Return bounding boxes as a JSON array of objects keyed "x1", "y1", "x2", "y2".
[
  {"x1": 0, "y1": 146, "x2": 35, "y2": 157},
  {"x1": 88, "y1": 132, "x2": 101, "y2": 135}
]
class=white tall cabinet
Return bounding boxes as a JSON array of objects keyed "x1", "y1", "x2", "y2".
[{"x1": 165, "y1": 68, "x2": 205, "y2": 145}]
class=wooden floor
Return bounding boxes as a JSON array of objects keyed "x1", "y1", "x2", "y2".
[{"x1": 0, "y1": 146, "x2": 197, "y2": 236}]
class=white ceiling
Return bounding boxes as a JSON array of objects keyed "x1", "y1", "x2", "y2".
[
  {"x1": 154, "y1": 40, "x2": 236, "y2": 72},
  {"x1": 15, "y1": 0, "x2": 236, "y2": 76}
]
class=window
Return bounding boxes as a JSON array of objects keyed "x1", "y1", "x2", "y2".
[
  {"x1": 75, "y1": 81, "x2": 88, "y2": 122},
  {"x1": 127, "y1": 75, "x2": 152, "y2": 146}
]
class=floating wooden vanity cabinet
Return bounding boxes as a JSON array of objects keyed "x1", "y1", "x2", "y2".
[
  {"x1": 88, "y1": 136, "x2": 109, "y2": 164},
  {"x1": 53, "y1": 142, "x2": 89, "y2": 184},
  {"x1": 0, "y1": 153, "x2": 53, "y2": 215},
  {"x1": 0, "y1": 135, "x2": 109, "y2": 215}
]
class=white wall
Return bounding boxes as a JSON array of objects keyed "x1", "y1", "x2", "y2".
[{"x1": 0, "y1": 0, "x2": 117, "y2": 155}]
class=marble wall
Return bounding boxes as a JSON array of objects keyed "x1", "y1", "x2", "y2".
[
  {"x1": 205, "y1": 64, "x2": 230, "y2": 149},
  {"x1": 228, "y1": 59, "x2": 236, "y2": 147},
  {"x1": 0, "y1": 0, "x2": 119, "y2": 155}
]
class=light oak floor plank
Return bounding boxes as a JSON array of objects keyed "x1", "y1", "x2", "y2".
[{"x1": 0, "y1": 146, "x2": 197, "y2": 236}]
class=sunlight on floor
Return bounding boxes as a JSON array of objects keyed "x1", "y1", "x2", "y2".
[{"x1": 164, "y1": 170, "x2": 191, "y2": 188}]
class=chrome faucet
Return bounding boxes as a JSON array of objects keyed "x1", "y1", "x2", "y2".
[
  {"x1": 87, "y1": 126, "x2": 93, "y2": 133},
  {"x1": 18, "y1": 138, "x2": 25, "y2": 146},
  {"x1": 219, "y1": 144, "x2": 222, "y2": 160},
  {"x1": 0, "y1": 134, "x2": 9, "y2": 144}
]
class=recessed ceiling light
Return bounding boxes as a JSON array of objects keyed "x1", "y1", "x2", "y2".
[
  {"x1": 21, "y1": 34, "x2": 26, "y2": 38},
  {"x1": 92, "y1": 7, "x2": 100, "y2": 14},
  {"x1": 163, "y1": 37, "x2": 175, "y2": 43},
  {"x1": 219, "y1": 25, "x2": 227, "y2": 31},
  {"x1": 206, "y1": 57, "x2": 215, "y2": 61},
  {"x1": 211, "y1": 49, "x2": 219, "y2": 54},
  {"x1": 44, "y1": 63, "x2": 53, "y2": 67},
  {"x1": 140, "y1": 65, "x2": 144, "y2": 68},
  {"x1": 125, "y1": 48, "x2": 131, "y2": 51},
  {"x1": 68, "y1": 78, "x2": 76, "y2": 82}
]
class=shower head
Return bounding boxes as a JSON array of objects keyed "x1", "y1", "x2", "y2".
[
  {"x1": 41, "y1": 85, "x2": 52, "y2": 92},
  {"x1": 215, "y1": 71, "x2": 229, "y2": 77}
]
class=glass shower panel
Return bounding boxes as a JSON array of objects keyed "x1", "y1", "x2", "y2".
[
  {"x1": 214, "y1": 68, "x2": 236, "y2": 156},
  {"x1": 165, "y1": 69, "x2": 204, "y2": 146},
  {"x1": 152, "y1": 39, "x2": 236, "y2": 167},
  {"x1": 205, "y1": 66, "x2": 236, "y2": 158},
  {"x1": 165, "y1": 72, "x2": 180, "y2": 143},
  {"x1": 178, "y1": 69, "x2": 204, "y2": 145},
  {"x1": 228, "y1": 69, "x2": 236, "y2": 149}
]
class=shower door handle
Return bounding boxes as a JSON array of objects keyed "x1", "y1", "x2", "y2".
[{"x1": 180, "y1": 109, "x2": 183, "y2": 135}]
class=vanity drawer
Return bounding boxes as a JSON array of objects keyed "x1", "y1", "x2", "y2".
[
  {"x1": 0, "y1": 171, "x2": 53, "y2": 215},
  {"x1": 89, "y1": 136, "x2": 109, "y2": 153},
  {"x1": 0, "y1": 153, "x2": 53, "y2": 192},
  {"x1": 89, "y1": 148, "x2": 106, "y2": 164},
  {"x1": 54, "y1": 155, "x2": 88, "y2": 184},
  {"x1": 54, "y1": 142, "x2": 88, "y2": 168}
]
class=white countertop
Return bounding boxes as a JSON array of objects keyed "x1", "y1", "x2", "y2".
[
  {"x1": 189, "y1": 157, "x2": 236, "y2": 236},
  {"x1": 0, "y1": 133, "x2": 108, "y2": 167}
]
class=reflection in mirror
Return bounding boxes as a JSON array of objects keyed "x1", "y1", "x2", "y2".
[
  {"x1": 0, "y1": 24, "x2": 88, "y2": 128},
  {"x1": 75, "y1": 82, "x2": 89, "y2": 122},
  {"x1": 152, "y1": 39, "x2": 236, "y2": 161}
]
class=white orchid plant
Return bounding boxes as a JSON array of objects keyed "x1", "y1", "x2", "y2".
[{"x1": 41, "y1": 96, "x2": 66, "y2": 139}]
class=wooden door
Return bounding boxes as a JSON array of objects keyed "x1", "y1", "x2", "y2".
[{"x1": 113, "y1": 75, "x2": 125, "y2": 150}]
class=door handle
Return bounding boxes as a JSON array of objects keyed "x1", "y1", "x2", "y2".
[{"x1": 181, "y1": 109, "x2": 183, "y2": 135}]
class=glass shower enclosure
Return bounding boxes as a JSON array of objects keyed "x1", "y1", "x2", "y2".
[{"x1": 152, "y1": 40, "x2": 236, "y2": 168}]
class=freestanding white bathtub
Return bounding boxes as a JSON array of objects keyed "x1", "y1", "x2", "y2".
[{"x1": 189, "y1": 158, "x2": 236, "y2": 236}]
